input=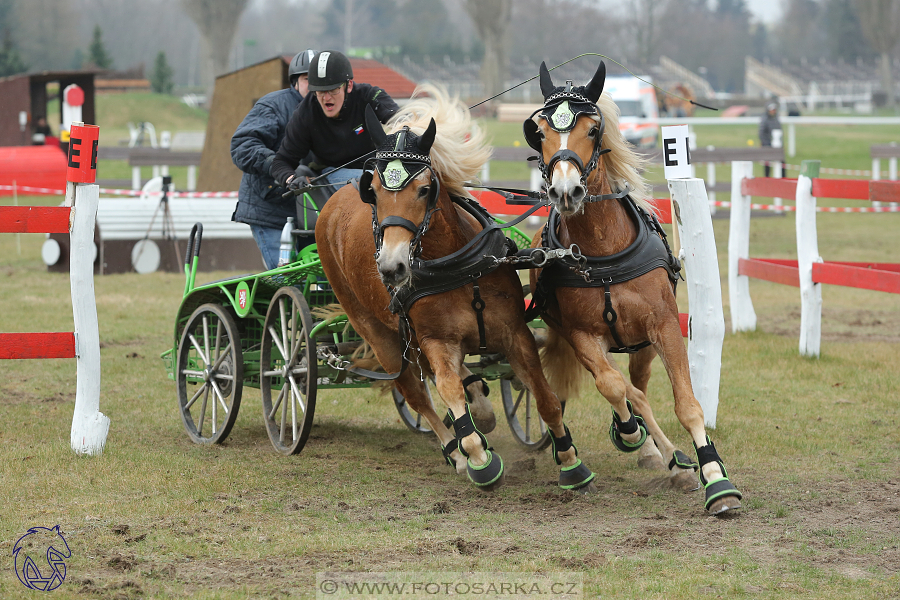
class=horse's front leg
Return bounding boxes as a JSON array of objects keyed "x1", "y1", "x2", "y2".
[
  {"x1": 504, "y1": 325, "x2": 596, "y2": 492},
  {"x1": 425, "y1": 342, "x2": 504, "y2": 490},
  {"x1": 653, "y1": 318, "x2": 742, "y2": 515},
  {"x1": 393, "y1": 369, "x2": 466, "y2": 474},
  {"x1": 566, "y1": 329, "x2": 649, "y2": 452}
]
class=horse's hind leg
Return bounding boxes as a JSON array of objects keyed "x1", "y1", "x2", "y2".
[
  {"x1": 654, "y1": 319, "x2": 742, "y2": 515},
  {"x1": 458, "y1": 364, "x2": 496, "y2": 434},
  {"x1": 623, "y1": 348, "x2": 700, "y2": 490}
]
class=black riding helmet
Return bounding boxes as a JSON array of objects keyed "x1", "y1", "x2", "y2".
[
  {"x1": 289, "y1": 48, "x2": 316, "y2": 85},
  {"x1": 308, "y1": 50, "x2": 354, "y2": 91}
]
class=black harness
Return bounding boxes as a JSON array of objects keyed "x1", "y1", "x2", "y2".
[
  {"x1": 387, "y1": 195, "x2": 516, "y2": 353},
  {"x1": 521, "y1": 78, "x2": 682, "y2": 354},
  {"x1": 530, "y1": 196, "x2": 681, "y2": 354}
]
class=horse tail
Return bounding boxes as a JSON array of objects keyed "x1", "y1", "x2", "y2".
[
  {"x1": 539, "y1": 328, "x2": 590, "y2": 402},
  {"x1": 311, "y1": 302, "x2": 345, "y2": 322}
]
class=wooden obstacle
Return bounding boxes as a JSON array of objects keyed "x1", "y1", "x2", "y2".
[
  {"x1": 729, "y1": 159, "x2": 900, "y2": 356},
  {"x1": 0, "y1": 123, "x2": 109, "y2": 454}
]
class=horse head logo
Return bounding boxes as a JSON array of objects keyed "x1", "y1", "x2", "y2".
[{"x1": 13, "y1": 525, "x2": 71, "y2": 591}]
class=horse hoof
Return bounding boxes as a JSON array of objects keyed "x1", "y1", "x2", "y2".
[
  {"x1": 558, "y1": 459, "x2": 596, "y2": 491},
  {"x1": 638, "y1": 455, "x2": 667, "y2": 471},
  {"x1": 573, "y1": 481, "x2": 598, "y2": 495},
  {"x1": 473, "y1": 412, "x2": 497, "y2": 435},
  {"x1": 467, "y1": 450, "x2": 504, "y2": 490},
  {"x1": 704, "y1": 478, "x2": 743, "y2": 514},
  {"x1": 609, "y1": 410, "x2": 648, "y2": 453},
  {"x1": 671, "y1": 469, "x2": 701, "y2": 492},
  {"x1": 708, "y1": 495, "x2": 742, "y2": 516}
]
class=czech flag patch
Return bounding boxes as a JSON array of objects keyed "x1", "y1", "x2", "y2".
[{"x1": 354, "y1": 125, "x2": 365, "y2": 135}]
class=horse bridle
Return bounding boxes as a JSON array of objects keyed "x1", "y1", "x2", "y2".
[
  {"x1": 523, "y1": 85, "x2": 610, "y2": 190},
  {"x1": 358, "y1": 126, "x2": 442, "y2": 263}
]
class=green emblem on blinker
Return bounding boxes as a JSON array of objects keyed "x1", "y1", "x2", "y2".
[
  {"x1": 552, "y1": 101, "x2": 574, "y2": 130},
  {"x1": 383, "y1": 159, "x2": 409, "y2": 190}
]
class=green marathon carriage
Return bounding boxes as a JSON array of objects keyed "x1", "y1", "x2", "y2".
[{"x1": 161, "y1": 219, "x2": 550, "y2": 456}]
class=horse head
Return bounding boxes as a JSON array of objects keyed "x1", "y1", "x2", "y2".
[
  {"x1": 524, "y1": 60, "x2": 607, "y2": 216},
  {"x1": 360, "y1": 105, "x2": 438, "y2": 288}
]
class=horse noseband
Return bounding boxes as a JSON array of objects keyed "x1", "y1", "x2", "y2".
[{"x1": 546, "y1": 148, "x2": 585, "y2": 176}]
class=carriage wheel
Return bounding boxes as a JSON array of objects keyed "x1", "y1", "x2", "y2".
[
  {"x1": 501, "y1": 378, "x2": 551, "y2": 451},
  {"x1": 177, "y1": 303, "x2": 244, "y2": 445},
  {"x1": 391, "y1": 379, "x2": 453, "y2": 434},
  {"x1": 260, "y1": 287, "x2": 317, "y2": 455}
]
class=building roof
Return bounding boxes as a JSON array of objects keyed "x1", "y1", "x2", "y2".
[{"x1": 349, "y1": 58, "x2": 417, "y2": 98}]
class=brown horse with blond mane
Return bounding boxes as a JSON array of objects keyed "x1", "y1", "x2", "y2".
[
  {"x1": 524, "y1": 61, "x2": 742, "y2": 515},
  {"x1": 315, "y1": 84, "x2": 596, "y2": 492}
]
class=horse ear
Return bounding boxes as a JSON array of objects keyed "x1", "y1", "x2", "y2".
[
  {"x1": 418, "y1": 118, "x2": 437, "y2": 155},
  {"x1": 365, "y1": 104, "x2": 386, "y2": 148},
  {"x1": 584, "y1": 61, "x2": 606, "y2": 103},
  {"x1": 539, "y1": 61, "x2": 554, "y2": 99}
]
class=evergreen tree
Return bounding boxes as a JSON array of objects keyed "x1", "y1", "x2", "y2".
[
  {"x1": 150, "y1": 51, "x2": 174, "y2": 94},
  {"x1": 0, "y1": 28, "x2": 27, "y2": 76},
  {"x1": 88, "y1": 24, "x2": 113, "y2": 69}
]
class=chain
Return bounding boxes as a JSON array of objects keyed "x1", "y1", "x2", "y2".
[
  {"x1": 316, "y1": 346, "x2": 352, "y2": 371},
  {"x1": 494, "y1": 244, "x2": 588, "y2": 272}
]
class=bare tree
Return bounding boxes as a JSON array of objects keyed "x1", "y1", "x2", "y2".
[
  {"x1": 463, "y1": 0, "x2": 511, "y2": 107},
  {"x1": 856, "y1": 0, "x2": 900, "y2": 107},
  {"x1": 182, "y1": 0, "x2": 250, "y2": 100},
  {"x1": 624, "y1": 0, "x2": 668, "y2": 68}
]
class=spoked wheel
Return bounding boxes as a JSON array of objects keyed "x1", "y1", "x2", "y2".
[
  {"x1": 501, "y1": 377, "x2": 551, "y2": 450},
  {"x1": 177, "y1": 303, "x2": 244, "y2": 444},
  {"x1": 392, "y1": 379, "x2": 453, "y2": 434},
  {"x1": 260, "y1": 287, "x2": 317, "y2": 455}
]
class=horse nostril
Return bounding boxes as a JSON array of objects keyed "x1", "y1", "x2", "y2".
[
  {"x1": 572, "y1": 185, "x2": 586, "y2": 200},
  {"x1": 548, "y1": 187, "x2": 561, "y2": 203}
]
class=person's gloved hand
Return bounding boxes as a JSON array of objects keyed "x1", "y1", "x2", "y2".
[{"x1": 285, "y1": 174, "x2": 310, "y2": 194}]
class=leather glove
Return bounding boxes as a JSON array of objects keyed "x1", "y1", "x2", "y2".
[{"x1": 287, "y1": 175, "x2": 309, "y2": 191}]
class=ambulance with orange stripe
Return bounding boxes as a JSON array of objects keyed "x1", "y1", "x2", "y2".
[{"x1": 606, "y1": 76, "x2": 660, "y2": 148}]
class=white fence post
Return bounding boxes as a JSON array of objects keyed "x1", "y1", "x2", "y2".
[
  {"x1": 65, "y1": 123, "x2": 110, "y2": 455},
  {"x1": 68, "y1": 181, "x2": 110, "y2": 454},
  {"x1": 728, "y1": 161, "x2": 757, "y2": 332},
  {"x1": 796, "y1": 160, "x2": 822, "y2": 358},
  {"x1": 668, "y1": 178, "x2": 725, "y2": 428}
]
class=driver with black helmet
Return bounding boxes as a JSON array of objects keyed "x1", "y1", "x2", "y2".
[
  {"x1": 269, "y1": 50, "x2": 399, "y2": 195},
  {"x1": 231, "y1": 48, "x2": 318, "y2": 270}
]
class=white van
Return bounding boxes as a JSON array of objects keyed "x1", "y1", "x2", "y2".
[{"x1": 605, "y1": 76, "x2": 660, "y2": 148}]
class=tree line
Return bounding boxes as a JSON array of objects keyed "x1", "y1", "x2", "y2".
[{"x1": 0, "y1": 0, "x2": 897, "y2": 100}]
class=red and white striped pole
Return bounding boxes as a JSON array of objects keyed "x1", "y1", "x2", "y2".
[{"x1": 66, "y1": 122, "x2": 109, "y2": 455}]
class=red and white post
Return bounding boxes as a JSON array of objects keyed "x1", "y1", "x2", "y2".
[{"x1": 67, "y1": 123, "x2": 109, "y2": 455}]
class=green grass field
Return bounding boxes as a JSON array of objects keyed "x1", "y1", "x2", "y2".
[{"x1": 2, "y1": 95, "x2": 899, "y2": 598}]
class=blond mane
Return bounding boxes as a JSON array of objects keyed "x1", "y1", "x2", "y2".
[
  {"x1": 592, "y1": 91, "x2": 654, "y2": 213},
  {"x1": 385, "y1": 83, "x2": 491, "y2": 199}
]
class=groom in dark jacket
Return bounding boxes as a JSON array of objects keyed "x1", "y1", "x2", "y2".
[{"x1": 231, "y1": 49, "x2": 316, "y2": 270}]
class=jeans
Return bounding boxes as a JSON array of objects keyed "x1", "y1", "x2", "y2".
[
  {"x1": 250, "y1": 223, "x2": 283, "y2": 271},
  {"x1": 321, "y1": 167, "x2": 362, "y2": 189}
]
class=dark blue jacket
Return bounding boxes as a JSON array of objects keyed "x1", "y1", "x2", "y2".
[{"x1": 231, "y1": 86, "x2": 302, "y2": 229}]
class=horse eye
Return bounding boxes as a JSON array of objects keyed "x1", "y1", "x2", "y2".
[
  {"x1": 418, "y1": 185, "x2": 430, "y2": 198},
  {"x1": 587, "y1": 126, "x2": 599, "y2": 138}
]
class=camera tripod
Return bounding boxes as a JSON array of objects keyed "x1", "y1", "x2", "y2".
[{"x1": 134, "y1": 175, "x2": 182, "y2": 271}]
